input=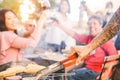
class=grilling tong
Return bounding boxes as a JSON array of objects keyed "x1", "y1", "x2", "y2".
[{"x1": 35, "y1": 53, "x2": 78, "y2": 80}]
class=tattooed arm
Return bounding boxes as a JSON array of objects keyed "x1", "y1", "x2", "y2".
[{"x1": 75, "y1": 6, "x2": 120, "y2": 64}]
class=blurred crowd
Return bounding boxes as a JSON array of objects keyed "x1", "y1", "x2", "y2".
[
  {"x1": 19, "y1": 0, "x2": 117, "y2": 55},
  {"x1": 0, "y1": 0, "x2": 120, "y2": 80}
]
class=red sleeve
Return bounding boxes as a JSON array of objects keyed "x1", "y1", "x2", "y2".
[
  {"x1": 102, "y1": 40, "x2": 118, "y2": 56},
  {"x1": 73, "y1": 32, "x2": 89, "y2": 44}
]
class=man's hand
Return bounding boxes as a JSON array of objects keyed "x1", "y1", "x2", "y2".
[{"x1": 68, "y1": 46, "x2": 91, "y2": 65}]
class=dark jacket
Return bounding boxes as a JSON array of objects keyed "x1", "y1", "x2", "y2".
[{"x1": 115, "y1": 32, "x2": 120, "y2": 50}]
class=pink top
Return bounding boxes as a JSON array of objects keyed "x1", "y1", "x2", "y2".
[{"x1": 0, "y1": 28, "x2": 40, "y2": 64}]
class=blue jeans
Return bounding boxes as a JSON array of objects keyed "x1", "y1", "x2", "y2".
[
  {"x1": 68, "y1": 67, "x2": 99, "y2": 80},
  {"x1": 47, "y1": 43, "x2": 60, "y2": 52}
]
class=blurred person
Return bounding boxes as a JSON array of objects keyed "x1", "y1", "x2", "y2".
[
  {"x1": 79, "y1": 0, "x2": 92, "y2": 17},
  {"x1": 66, "y1": 6, "x2": 120, "y2": 78},
  {"x1": 104, "y1": 1, "x2": 114, "y2": 17},
  {"x1": 103, "y1": 1, "x2": 117, "y2": 43},
  {"x1": 22, "y1": 19, "x2": 47, "y2": 54},
  {"x1": 54, "y1": 15, "x2": 117, "y2": 80},
  {"x1": 79, "y1": 1, "x2": 114, "y2": 28},
  {"x1": 21, "y1": 19, "x2": 36, "y2": 56},
  {"x1": 79, "y1": 1, "x2": 104, "y2": 18},
  {"x1": 32, "y1": 21, "x2": 48, "y2": 53},
  {"x1": 79, "y1": 1, "x2": 105, "y2": 34},
  {"x1": 23, "y1": 19, "x2": 36, "y2": 37},
  {"x1": 80, "y1": 1, "x2": 113, "y2": 20},
  {"x1": 95, "y1": 11, "x2": 104, "y2": 19},
  {"x1": 16, "y1": 20, "x2": 35, "y2": 38},
  {"x1": 67, "y1": 6, "x2": 120, "y2": 80},
  {"x1": 0, "y1": 8, "x2": 52, "y2": 65},
  {"x1": 45, "y1": 0, "x2": 76, "y2": 53},
  {"x1": 103, "y1": 1, "x2": 114, "y2": 28}
]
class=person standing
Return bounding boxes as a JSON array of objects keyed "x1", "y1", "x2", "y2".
[{"x1": 45, "y1": 0, "x2": 76, "y2": 53}]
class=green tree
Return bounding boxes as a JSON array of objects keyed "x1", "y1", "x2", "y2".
[{"x1": 0, "y1": 0, "x2": 21, "y2": 19}]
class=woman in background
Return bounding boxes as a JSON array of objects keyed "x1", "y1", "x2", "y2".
[{"x1": 45, "y1": 0, "x2": 76, "y2": 53}]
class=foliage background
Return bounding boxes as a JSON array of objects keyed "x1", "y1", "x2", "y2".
[{"x1": 0, "y1": 0, "x2": 56, "y2": 20}]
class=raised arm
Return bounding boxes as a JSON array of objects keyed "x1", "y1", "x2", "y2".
[
  {"x1": 57, "y1": 23, "x2": 75, "y2": 37},
  {"x1": 76, "y1": 6, "x2": 120, "y2": 64},
  {"x1": 52, "y1": 14, "x2": 75, "y2": 37}
]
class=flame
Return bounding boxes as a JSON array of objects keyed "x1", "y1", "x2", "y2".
[{"x1": 20, "y1": 0, "x2": 35, "y2": 22}]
